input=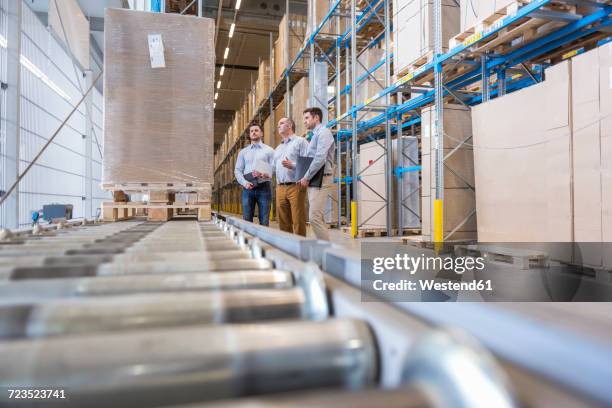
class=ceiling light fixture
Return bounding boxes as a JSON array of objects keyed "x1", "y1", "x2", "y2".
[
  {"x1": 235, "y1": 0, "x2": 241, "y2": 10},
  {"x1": 220, "y1": 66, "x2": 225, "y2": 76},
  {"x1": 217, "y1": 80, "x2": 221, "y2": 89},
  {"x1": 229, "y1": 23, "x2": 235, "y2": 38},
  {"x1": 224, "y1": 47, "x2": 229, "y2": 59}
]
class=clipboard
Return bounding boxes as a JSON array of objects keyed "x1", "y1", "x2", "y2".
[{"x1": 296, "y1": 156, "x2": 324, "y2": 188}]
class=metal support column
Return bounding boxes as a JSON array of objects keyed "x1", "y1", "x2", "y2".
[
  {"x1": 285, "y1": 0, "x2": 291, "y2": 116},
  {"x1": 396, "y1": 92, "x2": 403, "y2": 236},
  {"x1": 198, "y1": 0, "x2": 202, "y2": 17},
  {"x1": 383, "y1": 0, "x2": 393, "y2": 237},
  {"x1": 433, "y1": 0, "x2": 444, "y2": 245},
  {"x1": 481, "y1": 54, "x2": 490, "y2": 102},
  {"x1": 84, "y1": 70, "x2": 93, "y2": 219},
  {"x1": 335, "y1": 18, "x2": 342, "y2": 228},
  {"x1": 345, "y1": 43, "x2": 351, "y2": 227},
  {"x1": 350, "y1": 0, "x2": 358, "y2": 236},
  {"x1": 269, "y1": 32, "x2": 276, "y2": 220},
  {"x1": 498, "y1": 67, "x2": 507, "y2": 97},
  {"x1": 3, "y1": 0, "x2": 22, "y2": 229}
]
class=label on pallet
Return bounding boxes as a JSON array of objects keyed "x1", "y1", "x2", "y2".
[{"x1": 148, "y1": 34, "x2": 166, "y2": 69}]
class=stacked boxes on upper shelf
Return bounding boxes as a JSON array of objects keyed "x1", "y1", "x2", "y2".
[
  {"x1": 292, "y1": 77, "x2": 310, "y2": 137},
  {"x1": 255, "y1": 59, "x2": 271, "y2": 109},
  {"x1": 274, "y1": 14, "x2": 308, "y2": 85},
  {"x1": 393, "y1": 0, "x2": 459, "y2": 77},
  {"x1": 459, "y1": 0, "x2": 516, "y2": 32}
]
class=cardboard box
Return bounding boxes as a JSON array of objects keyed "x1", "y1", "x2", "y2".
[
  {"x1": 459, "y1": 0, "x2": 515, "y2": 32},
  {"x1": 357, "y1": 137, "x2": 420, "y2": 230},
  {"x1": 393, "y1": 0, "x2": 459, "y2": 76},
  {"x1": 473, "y1": 61, "x2": 572, "y2": 243},
  {"x1": 103, "y1": 9, "x2": 214, "y2": 186},
  {"x1": 274, "y1": 14, "x2": 308, "y2": 84},
  {"x1": 292, "y1": 77, "x2": 309, "y2": 137},
  {"x1": 256, "y1": 59, "x2": 271, "y2": 108}
]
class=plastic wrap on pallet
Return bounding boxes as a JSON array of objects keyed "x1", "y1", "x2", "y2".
[{"x1": 103, "y1": 9, "x2": 214, "y2": 186}]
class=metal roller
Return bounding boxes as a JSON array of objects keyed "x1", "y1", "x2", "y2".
[
  {"x1": 0, "y1": 264, "x2": 327, "y2": 338},
  {"x1": 0, "y1": 270, "x2": 295, "y2": 301},
  {"x1": 96, "y1": 258, "x2": 273, "y2": 276},
  {"x1": 0, "y1": 288, "x2": 311, "y2": 338},
  {"x1": 0, "y1": 319, "x2": 377, "y2": 407},
  {"x1": 123, "y1": 239, "x2": 240, "y2": 252},
  {"x1": 2, "y1": 258, "x2": 272, "y2": 280},
  {"x1": 0, "y1": 249, "x2": 250, "y2": 268}
]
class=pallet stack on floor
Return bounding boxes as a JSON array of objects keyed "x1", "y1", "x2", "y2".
[{"x1": 102, "y1": 9, "x2": 214, "y2": 223}]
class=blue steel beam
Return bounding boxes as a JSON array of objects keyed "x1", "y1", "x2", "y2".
[{"x1": 329, "y1": 6, "x2": 610, "y2": 132}]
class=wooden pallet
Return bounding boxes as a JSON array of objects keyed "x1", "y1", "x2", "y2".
[
  {"x1": 342, "y1": 227, "x2": 421, "y2": 238},
  {"x1": 395, "y1": 50, "x2": 435, "y2": 80},
  {"x1": 101, "y1": 202, "x2": 212, "y2": 222},
  {"x1": 454, "y1": 244, "x2": 549, "y2": 270},
  {"x1": 102, "y1": 182, "x2": 212, "y2": 194},
  {"x1": 449, "y1": 0, "x2": 577, "y2": 54}
]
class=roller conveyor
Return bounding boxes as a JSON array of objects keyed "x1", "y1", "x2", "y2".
[
  {"x1": 0, "y1": 319, "x2": 377, "y2": 407},
  {"x1": 1, "y1": 216, "x2": 598, "y2": 407}
]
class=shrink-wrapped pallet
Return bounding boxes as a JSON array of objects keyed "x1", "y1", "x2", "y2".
[
  {"x1": 103, "y1": 9, "x2": 214, "y2": 187},
  {"x1": 274, "y1": 14, "x2": 308, "y2": 84}
]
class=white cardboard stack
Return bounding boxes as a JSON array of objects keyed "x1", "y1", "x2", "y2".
[
  {"x1": 393, "y1": 0, "x2": 459, "y2": 76},
  {"x1": 472, "y1": 42, "x2": 612, "y2": 267},
  {"x1": 459, "y1": 0, "x2": 516, "y2": 32},
  {"x1": 421, "y1": 104, "x2": 476, "y2": 241},
  {"x1": 357, "y1": 136, "x2": 420, "y2": 229}
]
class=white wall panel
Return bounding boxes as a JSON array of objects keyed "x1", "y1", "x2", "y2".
[{"x1": 0, "y1": 1, "x2": 109, "y2": 227}]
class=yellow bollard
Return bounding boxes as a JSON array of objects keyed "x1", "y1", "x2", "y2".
[
  {"x1": 433, "y1": 199, "x2": 443, "y2": 253},
  {"x1": 351, "y1": 201, "x2": 358, "y2": 239}
]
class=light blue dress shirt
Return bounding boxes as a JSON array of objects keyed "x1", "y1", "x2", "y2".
[
  {"x1": 304, "y1": 124, "x2": 335, "y2": 181},
  {"x1": 234, "y1": 142, "x2": 275, "y2": 188},
  {"x1": 273, "y1": 135, "x2": 309, "y2": 183}
]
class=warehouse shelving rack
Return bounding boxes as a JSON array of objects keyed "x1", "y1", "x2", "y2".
[{"x1": 213, "y1": 0, "x2": 611, "y2": 241}]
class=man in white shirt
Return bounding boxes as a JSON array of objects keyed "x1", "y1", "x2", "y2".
[
  {"x1": 298, "y1": 107, "x2": 336, "y2": 240},
  {"x1": 234, "y1": 123, "x2": 274, "y2": 225},
  {"x1": 268, "y1": 118, "x2": 309, "y2": 236}
]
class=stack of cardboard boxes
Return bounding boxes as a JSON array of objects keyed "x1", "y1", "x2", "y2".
[{"x1": 472, "y1": 42, "x2": 612, "y2": 267}]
